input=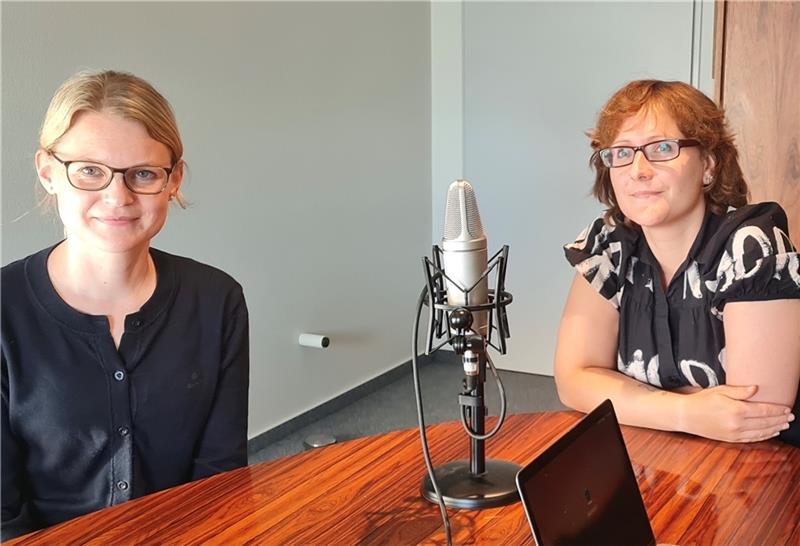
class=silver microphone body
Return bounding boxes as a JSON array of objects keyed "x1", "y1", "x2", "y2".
[{"x1": 442, "y1": 180, "x2": 489, "y2": 339}]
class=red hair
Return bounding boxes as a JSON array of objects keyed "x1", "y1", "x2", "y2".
[{"x1": 589, "y1": 80, "x2": 748, "y2": 224}]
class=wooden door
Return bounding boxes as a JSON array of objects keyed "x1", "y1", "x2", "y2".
[{"x1": 715, "y1": 1, "x2": 800, "y2": 245}]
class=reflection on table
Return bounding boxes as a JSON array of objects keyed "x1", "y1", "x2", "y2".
[{"x1": 9, "y1": 412, "x2": 800, "y2": 545}]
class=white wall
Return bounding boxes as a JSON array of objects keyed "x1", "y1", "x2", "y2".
[
  {"x1": 431, "y1": 2, "x2": 464, "y2": 189},
  {"x1": 432, "y1": 1, "x2": 714, "y2": 374},
  {"x1": 1, "y1": 2, "x2": 431, "y2": 439}
]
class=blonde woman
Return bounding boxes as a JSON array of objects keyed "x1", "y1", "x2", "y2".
[{"x1": 1, "y1": 70, "x2": 249, "y2": 539}]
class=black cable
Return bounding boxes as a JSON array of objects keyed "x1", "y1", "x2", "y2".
[
  {"x1": 459, "y1": 351, "x2": 508, "y2": 440},
  {"x1": 412, "y1": 286, "x2": 452, "y2": 546}
]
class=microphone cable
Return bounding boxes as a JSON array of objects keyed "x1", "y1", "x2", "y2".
[{"x1": 412, "y1": 286, "x2": 452, "y2": 546}]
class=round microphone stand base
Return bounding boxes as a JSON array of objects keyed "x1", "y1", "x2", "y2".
[{"x1": 421, "y1": 459, "x2": 522, "y2": 510}]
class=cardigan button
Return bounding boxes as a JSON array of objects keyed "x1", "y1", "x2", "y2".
[
  {"x1": 118, "y1": 426, "x2": 130, "y2": 437},
  {"x1": 131, "y1": 318, "x2": 143, "y2": 328},
  {"x1": 117, "y1": 481, "x2": 129, "y2": 491},
  {"x1": 114, "y1": 371, "x2": 125, "y2": 381}
]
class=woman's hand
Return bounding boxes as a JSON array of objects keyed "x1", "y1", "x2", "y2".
[{"x1": 680, "y1": 385, "x2": 794, "y2": 442}]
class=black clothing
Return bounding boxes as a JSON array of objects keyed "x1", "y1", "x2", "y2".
[
  {"x1": 1, "y1": 245, "x2": 249, "y2": 539},
  {"x1": 564, "y1": 202, "x2": 800, "y2": 446}
]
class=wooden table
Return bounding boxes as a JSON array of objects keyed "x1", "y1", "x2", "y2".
[{"x1": 9, "y1": 412, "x2": 800, "y2": 545}]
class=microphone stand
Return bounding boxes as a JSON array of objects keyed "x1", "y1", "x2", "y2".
[{"x1": 419, "y1": 246, "x2": 520, "y2": 510}]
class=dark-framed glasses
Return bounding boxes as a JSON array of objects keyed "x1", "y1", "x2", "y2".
[
  {"x1": 49, "y1": 152, "x2": 175, "y2": 195},
  {"x1": 597, "y1": 138, "x2": 700, "y2": 168}
]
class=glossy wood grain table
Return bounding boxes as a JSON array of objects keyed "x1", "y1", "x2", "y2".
[{"x1": 9, "y1": 412, "x2": 800, "y2": 545}]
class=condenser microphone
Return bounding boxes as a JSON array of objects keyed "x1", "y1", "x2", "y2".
[
  {"x1": 417, "y1": 180, "x2": 518, "y2": 515},
  {"x1": 442, "y1": 180, "x2": 489, "y2": 338}
]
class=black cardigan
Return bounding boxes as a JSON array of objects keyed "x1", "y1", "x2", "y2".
[{"x1": 1, "y1": 245, "x2": 249, "y2": 539}]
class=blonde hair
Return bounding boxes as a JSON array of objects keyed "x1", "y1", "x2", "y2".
[{"x1": 40, "y1": 69, "x2": 187, "y2": 208}]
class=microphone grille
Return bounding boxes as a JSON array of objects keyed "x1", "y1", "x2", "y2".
[{"x1": 443, "y1": 180, "x2": 484, "y2": 240}]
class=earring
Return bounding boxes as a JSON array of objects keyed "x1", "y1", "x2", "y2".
[{"x1": 703, "y1": 173, "x2": 714, "y2": 187}]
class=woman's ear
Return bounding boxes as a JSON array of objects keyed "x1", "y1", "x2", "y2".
[
  {"x1": 703, "y1": 152, "x2": 717, "y2": 179},
  {"x1": 35, "y1": 149, "x2": 57, "y2": 195},
  {"x1": 170, "y1": 159, "x2": 184, "y2": 194}
]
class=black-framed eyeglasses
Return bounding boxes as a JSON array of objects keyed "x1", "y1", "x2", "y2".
[
  {"x1": 597, "y1": 139, "x2": 701, "y2": 168},
  {"x1": 49, "y1": 152, "x2": 175, "y2": 195}
]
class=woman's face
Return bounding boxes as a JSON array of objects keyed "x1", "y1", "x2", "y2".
[
  {"x1": 609, "y1": 109, "x2": 712, "y2": 230},
  {"x1": 36, "y1": 111, "x2": 182, "y2": 255}
]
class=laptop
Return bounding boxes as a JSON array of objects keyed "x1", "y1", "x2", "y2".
[{"x1": 516, "y1": 399, "x2": 656, "y2": 546}]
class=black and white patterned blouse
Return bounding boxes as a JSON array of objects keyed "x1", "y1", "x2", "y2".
[{"x1": 564, "y1": 202, "x2": 800, "y2": 446}]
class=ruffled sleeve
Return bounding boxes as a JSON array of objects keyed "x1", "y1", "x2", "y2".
[
  {"x1": 563, "y1": 217, "x2": 630, "y2": 308},
  {"x1": 710, "y1": 202, "x2": 800, "y2": 310}
]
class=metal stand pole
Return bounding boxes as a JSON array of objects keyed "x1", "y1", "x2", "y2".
[{"x1": 421, "y1": 325, "x2": 520, "y2": 510}]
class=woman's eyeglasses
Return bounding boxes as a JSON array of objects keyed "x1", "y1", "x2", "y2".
[
  {"x1": 49, "y1": 152, "x2": 174, "y2": 195},
  {"x1": 597, "y1": 139, "x2": 700, "y2": 168}
]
